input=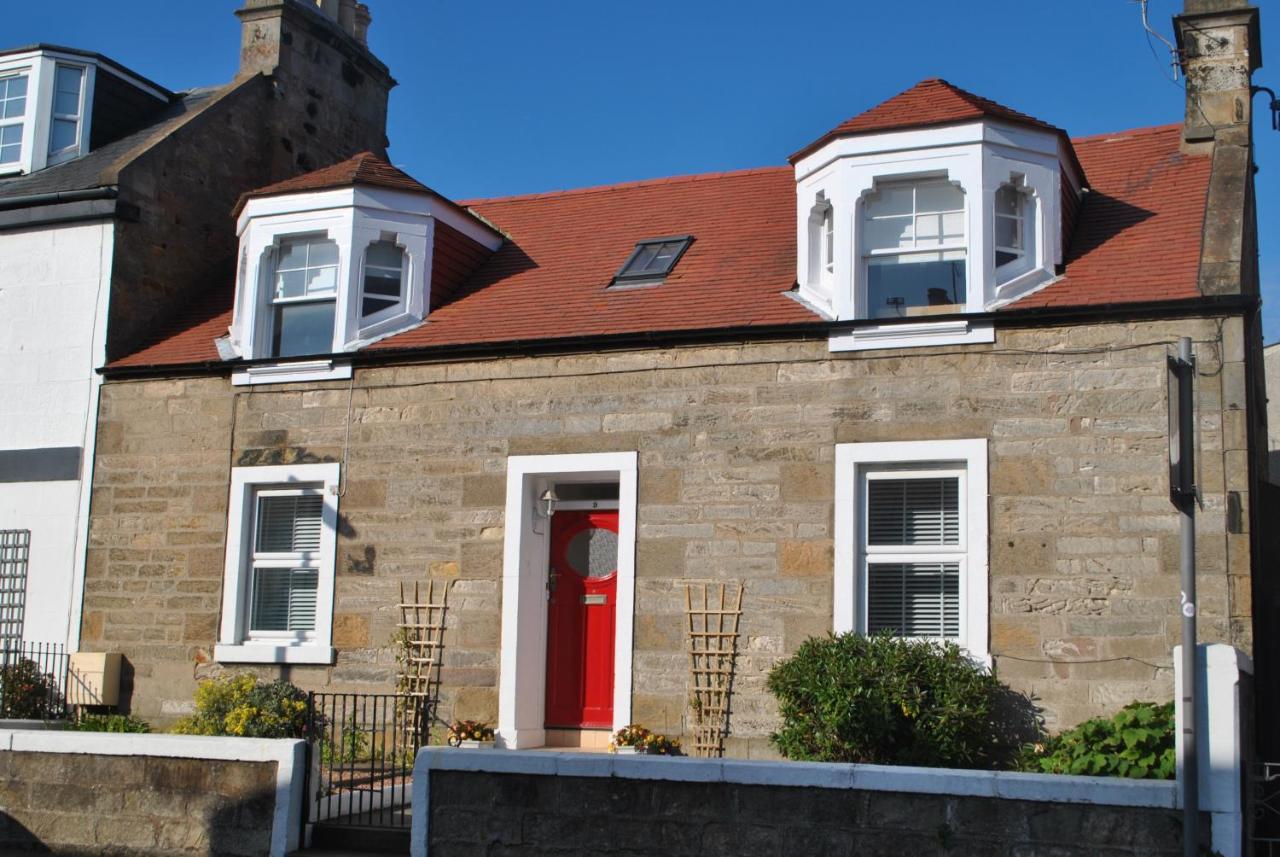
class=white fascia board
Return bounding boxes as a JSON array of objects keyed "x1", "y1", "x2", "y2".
[
  {"x1": 359, "y1": 186, "x2": 503, "y2": 250},
  {"x1": 795, "y1": 123, "x2": 987, "y2": 182},
  {"x1": 238, "y1": 189, "x2": 358, "y2": 234},
  {"x1": 231, "y1": 360, "x2": 352, "y2": 386}
]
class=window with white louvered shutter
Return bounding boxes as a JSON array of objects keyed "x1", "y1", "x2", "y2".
[
  {"x1": 248, "y1": 489, "x2": 324, "y2": 637},
  {"x1": 861, "y1": 470, "x2": 965, "y2": 641}
]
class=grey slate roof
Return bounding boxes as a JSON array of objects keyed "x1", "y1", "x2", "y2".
[{"x1": 0, "y1": 87, "x2": 220, "y2": 202}]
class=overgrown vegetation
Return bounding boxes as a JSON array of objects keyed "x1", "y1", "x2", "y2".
[
  {"x1": 69, "y1": 713, "x2": 151, "y2": 733},
  {"x1": 766, "y1": 633, "x2": 1019, "y2": 769},
  {"x1": 171, "y1": 674, "x2": 311, "y2": 739},
  {"x1": 0, "y1": 658, "x2": 62, "y2": 719},
  {"x1": 1016, "y1": 701, "x2": 1175, "y2": 779}
]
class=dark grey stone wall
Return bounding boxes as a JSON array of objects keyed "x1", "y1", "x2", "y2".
[
  {"x1": 425, "y1": 769, "x2": 1198, "y2": 857},
  {"x1": 0, "y1": 751, "x2": 277, "y2": 856}
]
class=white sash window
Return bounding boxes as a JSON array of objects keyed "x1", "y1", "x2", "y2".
[{"x1": 248, "y1": 490, "x2": 323, "y2": 637}]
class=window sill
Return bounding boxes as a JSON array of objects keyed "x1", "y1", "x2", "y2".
[
  {"x1": 231, "y1": 359, "x2": 352, "y2": 387},
  {"x1": 214, "y1": 642, "x2": 335, "y2": 665},
  {"x1": 828, "y1": 319, "x2": 994, "y2": 352}
]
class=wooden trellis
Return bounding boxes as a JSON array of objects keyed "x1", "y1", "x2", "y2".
[
  {"x1": 685, "y1": 582, "x2": 744, "y2": 758},
  {"x1": 396, "y1": 580, "x2": 448, "y2": 739}
]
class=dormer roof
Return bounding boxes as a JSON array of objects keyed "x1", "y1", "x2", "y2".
[
  {"x1": 233, "y1": 151, "x2": 443, "y2": 215},
  {"x1": 790, "y1": 79, "x2": 1081, "y2": 178}
]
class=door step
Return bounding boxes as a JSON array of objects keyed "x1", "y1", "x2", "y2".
[
  {"x1": 545, "y1": 727, "x2": 611, "y2": 749},
  {"x1": 305, "y1": 822, "x2": 410, "y2": 855}
]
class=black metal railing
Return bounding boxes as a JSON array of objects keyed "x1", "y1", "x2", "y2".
[
  {"x1": 0, "y1": 642, "x2": 69, "y2": 720},
  {"x1": 305, "y1": 692, "x2": 429, "y2": 830}
]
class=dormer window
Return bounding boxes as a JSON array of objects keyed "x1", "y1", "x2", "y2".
[
  {"x1": 270, "y1": 236, "x2": 340, "y2": 358},
  {"x1": 862, "y1": 180, "x2": 966, "y2": 319},
  {"x1": 360, "y1": 239, "x2": 406, "y2": 322},
  {"x1": 614, "y1": 236, "x2": 691, "y2": 285},
  {"x1": 48, "y1": 65, "x2": 86, "y2": 164},
  {"x1": 227, "y1": 152, "x2": 504, "y2": 384},
  {"x1": 0, "y1": 74, "x2": 27, "y2": 165},
  {"x1": 994, "y1": 179, "x2": 1036, "y2": 283}
]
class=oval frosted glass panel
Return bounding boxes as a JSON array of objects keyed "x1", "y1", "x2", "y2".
[{"x1": 566, "y1": 527, "x2": 618, "y2": 578}]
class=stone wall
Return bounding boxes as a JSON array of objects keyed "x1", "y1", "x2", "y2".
[
  {"x1": 84, "y1": 315, "x2": 1255, "y2": 745},
  {"x1": 0, "y1": 750, "x2": 277, "y2": 856},
  {"x1": 421, "y1": 766, "x2": 1195, "y2": 857}
]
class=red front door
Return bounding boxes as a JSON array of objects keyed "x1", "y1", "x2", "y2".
[{"x1": 545, "y1": 509, "x2": 618, "y2": 729}]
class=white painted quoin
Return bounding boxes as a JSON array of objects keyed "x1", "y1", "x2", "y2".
[
  {"x1": 0, "y1": 220, "x2": 113, "y2": 648},
  {"x1": 227, "y1": 183, "x2": 502, "y2": 385},
  {"x1": 793, "y1": 120, "x2": 1082, "y2": 351}
]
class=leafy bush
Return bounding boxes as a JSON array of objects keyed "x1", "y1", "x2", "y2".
[
  {"x1": 0, "y1": 658, "x2": 62, "y2": 719},
  {"x1": 171, "y1": 674, "x2": 311, "y2": 739},
  {"x1": 766, "y1": 633, "x2": 1014, "y2": 769},
  {"x1": 1016, "y1": 701, "x2": 1175, "y2": 779},
  {"x1": 321, "y1": 714, "x2": 370, "y2": 764},
  {"x1": 69, "y1": 713, "x2": 151, "y2": 733}
]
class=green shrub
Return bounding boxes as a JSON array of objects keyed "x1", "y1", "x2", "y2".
[
  {"x1": 0, "y1": 658, "x2": 61, "y2": 719},
  {"x1": 69, "y1": 713, "x2": 151, "y2": 733},
  {"x1": 321, "y1": 714, "x2": 370, "y2": 765},
  {"x1": 171, "y1": 674, "x2": 311, "y2": 739},
  {"x1": 1016, "y1": 701, "x2": 1175, "y2": 779},
  {"x1": 766, "y1": 633, "x2": 1015, "y2": 769}
]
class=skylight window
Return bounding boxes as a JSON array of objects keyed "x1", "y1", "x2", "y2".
[{"x1": 614, "y1": 236, "x2": 692, "y2": 284}]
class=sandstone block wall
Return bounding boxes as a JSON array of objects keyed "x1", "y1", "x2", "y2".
[
  {"x1": 0, "y1": 751, "x2": 276, "y2": 856},
  {"x1": 424, "y1": 768, "x2": 1196, "y2": 856},
  {"x1": 83, "y1": 315, "x2": 1254, "y2": 747}
]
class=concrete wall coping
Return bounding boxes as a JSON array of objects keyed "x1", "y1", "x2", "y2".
[
  {"x1": 0, "y1": 729, "x2": 304, "y2": 857},
  {"x1": 410, "y1": 747, "x2": 1178, "y2": 857}
]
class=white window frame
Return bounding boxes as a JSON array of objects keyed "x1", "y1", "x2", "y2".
[
  {"x1": 833, "y1": 439, "x2": 989, "y2": 663},
  {"x1": 216, "y1": 462, "x2": 340, "y2": 665},
  {"x1": 0, "y1": 70, "x2": 30, "y2": 169},
  {"x1": 46, "y1": 62, "x2": 87, "y2": 166},
  {"x1": 358, "y1": 238, "x2": 409, "y2": 327},
  {"x1": 263, "y1": 233, "x2": 341, "y2": 359}
]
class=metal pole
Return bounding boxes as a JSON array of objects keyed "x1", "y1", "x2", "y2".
[{"x1": 1177, "y1": 336, "x2": 1199, "y2": 857}]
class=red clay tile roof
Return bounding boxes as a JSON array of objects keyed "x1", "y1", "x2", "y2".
[
  {"x1": 1009, "y1": 124, "x2": 1209, "y2": 309},
  {"x1": 791, "y1": 79, "x2": 1069, "y2": 163},
  {"x1": 232, "y1": 152, "x2": 442, "y2": 215},
  {"x1": 110, "y1": 123, "x2": 1211, "y2": 370}
]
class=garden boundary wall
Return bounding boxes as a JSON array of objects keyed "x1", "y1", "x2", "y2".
[
  {"x1": 411, "y1": 644, "x2": 1252, "y2": 857},
  {"x1": 0, "y1": 730, "x2": 304, "y2": 856}
]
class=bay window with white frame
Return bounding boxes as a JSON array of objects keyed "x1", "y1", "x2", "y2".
[
  {"x1": 47, "y1": 64, "x2": 85, "y2": 164},
  {"x1": 360, "y1": 239, "x2": 407, "y2": 324},
  {"x1": 861, "y1": 179, "x2": 967, "y2": 319},
  {"x1": 834, "y1": 439, "x2": 989, "y2": 662},
  {"x1": 216, "y1": 463, "x2": 339, "y2": 665}
]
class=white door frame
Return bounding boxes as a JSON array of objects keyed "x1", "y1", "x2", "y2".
[{"x1": 496, "y1": 451, "x2": 638, "y2": 749}]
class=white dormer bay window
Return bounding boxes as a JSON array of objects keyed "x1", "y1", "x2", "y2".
[
  {"x1": 793, "y1": 92, "x2": 1083, "y2": 351},
  {"x1": 228, "y1": 155, "x2": 504, "y2": 385},
  {"x1": 862, "y1": 180, "x2": 966, "y2": 319}
]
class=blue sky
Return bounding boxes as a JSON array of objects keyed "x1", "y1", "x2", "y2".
[{"x1": 11, "y1": 1, "x2": 1280, "y2": 340}]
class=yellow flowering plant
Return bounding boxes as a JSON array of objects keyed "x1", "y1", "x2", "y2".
[
  {"x1": 171, "y1": 674, "x2": 312, "y2": 739},
  {"x1": 610, "y1": 724, "x2": 680, "y2": 755},
  {"x1": 447, "y1": 719, "x2": 495, "y2": 745}
]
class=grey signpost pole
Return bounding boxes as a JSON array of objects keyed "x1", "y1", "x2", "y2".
[{"x1": 1171, "y1": 336, "x2": 1198, "y2": 857}]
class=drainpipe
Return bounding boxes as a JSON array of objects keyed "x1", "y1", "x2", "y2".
[{"x1": 1173, "y1": 336, "x2": 1199, "y2": 856}]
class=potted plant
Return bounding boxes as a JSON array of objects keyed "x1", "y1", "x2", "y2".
[
  {"x1": 447, "y1": 719, "x2": 495, "y2": 749},
  {"x1": 610, "y1": 724, "x2": 680, "y2": 756}
]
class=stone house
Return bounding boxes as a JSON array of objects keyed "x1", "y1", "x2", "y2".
[
  {"x1": 0, "y1": 0, "x2": 392, "y2": 649},
  {"x1": 81, "y1": 0, "x2": 1271, "y2": 756}
]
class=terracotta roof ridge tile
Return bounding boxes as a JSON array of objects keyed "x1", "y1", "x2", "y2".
[{"x1": 459, "y1": 165, "x2": 791, "y2": 207}]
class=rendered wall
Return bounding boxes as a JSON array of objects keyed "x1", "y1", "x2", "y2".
[
  {"x1": 84, "y1": 316, "x2": 1254, "y2": 746},
  {"x1": 0, "y1": 220, "x2": 113, "y2": 648}
]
